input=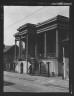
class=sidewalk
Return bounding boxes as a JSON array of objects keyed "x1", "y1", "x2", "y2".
[{"x1": 4, "y1": 71, "x2": 69, "y2": 89}]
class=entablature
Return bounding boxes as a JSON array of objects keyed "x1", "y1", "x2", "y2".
[
  {"x1": 36, "y1": 15, "x2": 69, "y2": 30},
  {"x1": 19, "y1": 30, "x2": 28, "y2": 36},
  {"x1": 13, "y1": 32, "x2": 19, "y2": 37},
  {"x1": 17, "y1": 23, "x2": 36, "y2": 32},
  {"x1": 36, "y1": 16, "x2": 57, "y2": 28},
  {"x1": 37, "y1": 24, "x2": 57, "y2": 34}
]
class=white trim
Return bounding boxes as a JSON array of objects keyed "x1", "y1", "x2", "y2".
[
  {"x1": 37, "y1": 24, "x2": 57, "y2": 34},
  {"x1": 19, "y1": 30, "x2": 28, "y2": 35},
  {"x1": 36, "y1": 17, "x2": 57, "y2": 27},
  {"x1": 36, "y1": 16, "x2": 69, "y2": 28},
  {"x1": 17, "y1": 24, "x2": 27, "y2": 31}
]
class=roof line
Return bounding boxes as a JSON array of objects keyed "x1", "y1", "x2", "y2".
[{"x1": 36, "y1": 15, "x2": 69, "y2": 28}]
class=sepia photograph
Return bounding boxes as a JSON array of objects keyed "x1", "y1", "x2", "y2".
[{"x1": 3, "y1": 5, "x2": 70, "y2": 92}]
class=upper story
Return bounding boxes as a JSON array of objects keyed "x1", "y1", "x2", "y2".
[{"x1": 14, "y1": 15, "x2": 69, "y2": 41}]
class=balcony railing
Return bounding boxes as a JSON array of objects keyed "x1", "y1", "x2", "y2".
[
  {"x1": 37, "y1": 53, "x2": 56, "y2": 59},
  {"x1": 15, "y1": 53, "x2": 56, "y2": 61}
]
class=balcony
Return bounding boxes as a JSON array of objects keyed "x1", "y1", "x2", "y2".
[{"x1": 37, "y1": 53, "x2": 56, "y2": 59}]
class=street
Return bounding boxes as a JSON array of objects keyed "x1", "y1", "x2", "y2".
[{"x1": 3, "y1": 71, "x2": 69, "y2": 92}]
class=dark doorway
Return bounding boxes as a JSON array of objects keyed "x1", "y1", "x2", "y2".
[
  {"x1": 13, "y1": 63, "x2": 15, "y2": 71},
  {"x1": 21, "y1": 62, "x2": 23, "y2": 74}
]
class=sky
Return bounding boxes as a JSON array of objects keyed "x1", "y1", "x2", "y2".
[{"x1": 4, "y1": 6, "x2": 69, "y2": 46}]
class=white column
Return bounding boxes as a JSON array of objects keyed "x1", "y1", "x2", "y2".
[
  {"x1": 26, "y1": 35, "x2": 28, "y2": 59},
  {"x1": 26, "y1": 35, "x2": 28, "y2": 74},
  {"x1": 63, "y1": 47, "x2": 66, "y2": 79},
  {"x1": 15, "y1": 40, "x2": 17, "y2": 60},
  {"x1": 56, "y1": 30, "x2": 58, "y2": 58},
  {"x1": 21, "y1": 41, "x2": 23, "y2": 56},
  {"x1": 44, "y1": 32, "x2": 47, "y2": 58},
  {"x1": 19, "y1": 37, "x2": 21, "y2": 59}
]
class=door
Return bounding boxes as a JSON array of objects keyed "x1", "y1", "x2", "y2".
[{"x1": 21, "y1": 62, "x2": 23, "y2": 73}]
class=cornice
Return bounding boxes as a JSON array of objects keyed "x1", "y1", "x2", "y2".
[
  {"x1": 17, "y1": 24, "x2": 27, "y2": 31},
  {"x1": 36, "y1": 16, "x2": 57, "y2": 28},
  {"x1": 13, "y1": 32, "x2": 19, "y2": 37},
  {"x1": 19, "y1": 30, "x2": 28, "y2": 35},
  {"x1": 36, "y1": 15, "x2": 69, "y2": 28},
  {"x1": 17, "y1": 23, "x2": 36, "y2": 31},
  {"x1": 37, "y1": 24, "x2": 57, "y2": 34}
]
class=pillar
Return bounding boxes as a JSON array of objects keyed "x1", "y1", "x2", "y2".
[
  {"x1": 35, "y1": 42, "x2": 37, "y2": 58},
  {"x1": 26, "y1": 35, "x2": 28, "y2": 73},
  {"x1": 56, "y1": 29, "x2": 59, "y2": 58},
  {"x1": 63, "y1": 47, "x2": 66, "y2": 79},
  {"x1": 47, "y1": 62, "x2": 50, "y2": 77},
  {"x1": 44, "y1": 32, "x2": 47, "y2": 58},
  {"x1": 15, "y1": 39, "x2": 17, "y2": 60},
  {"x1": 26, "y1": 35, "x2": 28, "y2": 59},
  {"x1": 19, "y1": 37, "x2": 21, "y2": 59},
  {"x1": 8, "y1": 64, "x2": 10, "y2": 71},
  {"x1": 6, "y1": 62, "x2": 8, "y2": 71},
  {"x1": 39, "y1": 62, "x2": 41, "y2": 75},
  {"x1": 21, "y1": 41, "x2": 23, "y2": 56}
]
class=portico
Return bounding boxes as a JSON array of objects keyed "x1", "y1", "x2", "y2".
[
  {"x1": 13, "y1": 15, "x2": 69, "y2": 77},
  {"x1": 14, "y1": 23, "x2": 36, "y2": 73}
]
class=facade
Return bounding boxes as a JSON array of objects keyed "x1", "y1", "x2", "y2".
[
  {"x1": 59, "y1": 38, "x2": 69, "y2": 78},
  {"x1": 14, "y1": 15, "x2": 69, "y2": 78},
  {"x1": 4, "y1": 45, "x2": 19, "y2": 71}
]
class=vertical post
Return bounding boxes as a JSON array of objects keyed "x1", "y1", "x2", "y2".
[
  {"x1": 47, "y1": 62, "x2": 50, "y2": 77},
  {"x1": 26, "y1": 35, "x2": 28, "y2": 59},
  {"x1": 39, "y1": 62, "x2": 41, "y2": 75},
  {"x1": 19, "y1": 37, "x2": 21, "y2": 59},
  {"x1": 15, "y1": 40, "x2": 17, "y2": 60},
  {"x1": 6, "y1": 62, "x2": 7, "y2": 71},
  {"x1": 21, "y1": 41, "x2": 23, "y2": 58},
  {"x1": 26, "y1": 35, "x2": 28, "y2": 74},
  {"x1": 44, "y1": 32, "x2": 47, "y2": 58},
  {"x1": 35, "y1": 42, "x2": 37, "y2": 57},
  {"x1": 8, "y1": 63, "x2": 10, "y2": 71},
  {"x1": 13, "y1": 62, "x2": 15, "y2": 71},
  {"x1": 63, "y1": 47, "x2": 66, "y2": 79},
  {"x1": 56, "y1": 29, "x2": 58, "y2": 58}
]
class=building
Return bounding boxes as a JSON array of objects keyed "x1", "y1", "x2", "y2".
[
  {"x1": 59, "y1": 37, "x2": 69, "y2": 78},
  {"x1": 14, "y1": 15, "x2": 69, "y2": 78},
  {"x1": 4, "y1": 45, "x2": 19, "y2": 71}
]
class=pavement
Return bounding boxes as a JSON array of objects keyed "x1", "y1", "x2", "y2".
[{"x1": 3, "y1": 71, "x2": 69, "y2": 89}]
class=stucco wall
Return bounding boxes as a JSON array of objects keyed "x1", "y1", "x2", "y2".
[
  {"x1": 63, "y1": 57, "x2": 69, "y2": 78},
  {"x1": 42, "y1": 59, "x2": 58, "y2": 76},
  {"x1": 15, "y1": 61, "x2": 31, "y2": 73}
]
